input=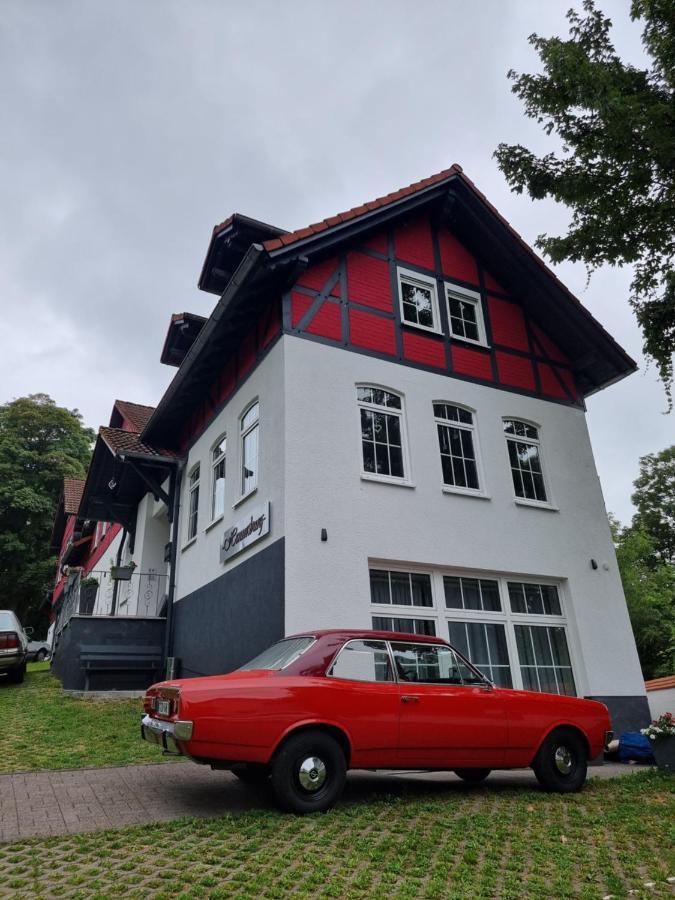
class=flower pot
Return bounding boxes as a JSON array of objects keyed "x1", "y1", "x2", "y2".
[
  {"x1": 652, "y1": 735, "x2": 675, "y2": 772},
  {"x1": 110, "y1": 566, "x2": 134, "y2": 581}
]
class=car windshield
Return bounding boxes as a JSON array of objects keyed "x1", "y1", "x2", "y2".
[{"x1": 238, "y1": 637, "x2": 314, "y2": 671}]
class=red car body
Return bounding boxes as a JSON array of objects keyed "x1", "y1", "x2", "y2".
[{"x1": 142, "y1": 630, "x2": 612, "y2": 811}]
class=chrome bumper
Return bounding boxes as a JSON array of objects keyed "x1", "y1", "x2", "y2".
[{"x1": 141, "y1": 714, "x2": 193, "y2": 754}]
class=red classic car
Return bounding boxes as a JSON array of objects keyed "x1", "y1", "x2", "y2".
[{"x1": 141, "y1": 629, "x2": 612, "y2": 813}]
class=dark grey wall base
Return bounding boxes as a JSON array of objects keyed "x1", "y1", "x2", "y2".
[
  {"x1": 586, "y1": 695, "x2": 652, "y2": 735},
  {"x1": 172, "y1": 536, "x2": 285, "y2": 678},
  {"x1": 51, "y1": 616, "x2": 166, "y2": 692}
]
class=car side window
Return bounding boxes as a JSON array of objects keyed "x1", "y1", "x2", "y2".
[
  {"x1": 329, "y1": 640, "x2": 393, "y2": 683},
  {"x1": 391, "y1": 643, "x2": 473, "y2": 685}
]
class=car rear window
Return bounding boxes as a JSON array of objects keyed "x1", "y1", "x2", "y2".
[
  {"x1": 0, "y1": 611, "x2": 18, "y2": 631},
  {"x1": 238, "y1": 637, "x2": 314, "y2": 671}
]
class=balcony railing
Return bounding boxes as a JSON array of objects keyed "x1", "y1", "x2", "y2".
[{"x1": 56, "y1": 570, "x2": 167, "y2": 634}]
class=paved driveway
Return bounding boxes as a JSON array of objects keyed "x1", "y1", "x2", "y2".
[{"x1": 0, "y1": 761, "x2": 643, "y2": 843}]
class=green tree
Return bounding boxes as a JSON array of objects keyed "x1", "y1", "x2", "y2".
[
  {"x1": 632, "y1": 445, "x2": 675, "y2": 563},
  {"x1": 610, "y1": 516, "x2": 675, "y2": 679},
  {"x1": 495, "y1": 0, "x2": 675, "y2": 402},
  {"x1": 0, "y1": 394, "x2": 94, "y2": 632}
]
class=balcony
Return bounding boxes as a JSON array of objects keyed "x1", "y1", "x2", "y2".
[{"x1": 56, "y1": 569, "x2": 167, "y2": 634}]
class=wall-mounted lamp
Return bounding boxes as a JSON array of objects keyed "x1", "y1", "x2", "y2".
[
  {"x1": 590, "y1": 558, "x2": 598, "y2": 570},
  {"x1": 321, "y1": 528, "x2": 328, "y2": 542}
]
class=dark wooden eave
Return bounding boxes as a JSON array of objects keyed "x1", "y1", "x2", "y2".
[
  {"x1": 160, "y1": 313, "x2": 208, "y2": 367},
  {"x1": 198, "y1": 213, "x2": 287, "y2": 295}
]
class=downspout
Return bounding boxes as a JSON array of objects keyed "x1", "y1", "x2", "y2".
[
  {"x1": 109, "y1": 528, "x2": 128, "y2": 616},
  {"x1": 163, "y1": 461, "x2": 184, "y2": 677}
]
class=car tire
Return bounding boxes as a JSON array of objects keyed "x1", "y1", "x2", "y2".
[
  {"x1": 270, "y1": 730, "x2": 347, "y2": 814},
  {"x1": 230, "y1": 763, "x2": 270, "y2": 785},
  {"x1": 453, "y1": 768, "x2": 491, "y2": 784},
  {"x1": 7, "y1": 664, "x2": 25, "y2": 685},
  {"x1": 36, "y1": 650, "x2": 47, "y2": 662},
  {"x1": 532, "y1": 727, "x2": 588, "y2": 793}
]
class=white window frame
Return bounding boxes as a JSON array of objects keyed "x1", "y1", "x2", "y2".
[
  {"x1": 368, "y1": 561, "x2": 583, "y2": 696},
  {"x1": 433, "y1": 401, "x2": 489, "y2": 499},
  {"x1": 238, "y1": 400, "x2": 259, "y2": 504},
  {"x1": 210, "y1": 434, "x2": 227, "y2": 524},
  {"x1": 445, "y1": 282, "x2": 487, "y2": 347},
  {"x1": 396, "y1": 267, "x2": 442, "y2": 334},
  {"x1": 502, "y1": 417, "x2": 556, "y2": 510},
  {"x1": 356, "y1": 384, "x2": 412, "y2": 487},
  {"x1": 185, "y1": 463, "x2": 200, "y2": 546}
]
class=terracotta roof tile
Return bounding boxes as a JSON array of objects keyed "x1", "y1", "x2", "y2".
[
  {"x1": 645, "y1": 675, "x2": 675, "y2": 691},
  {"x1": 99, "y1": 427, "x2": 176, "y2": 460},
  {"x1": 212, "y1": 214, "x2": 235, "y2": 237},
  {"x1": 113, "y1": 400, "x2": 156, "y2": 433},
  {"x1": 63, "y1": 478, "x2": 85, "y2": 515}
]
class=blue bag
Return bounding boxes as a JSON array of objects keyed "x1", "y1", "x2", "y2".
[{"x1": 618, "y1": 731, "x2": 655, "y2": 763}]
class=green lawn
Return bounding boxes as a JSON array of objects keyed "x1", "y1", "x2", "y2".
[
  {"x1": 0, "y1": 771, "x2": 673, "y2": 898},
  {"x1": 0, "y1": 661, "x2": 168, "y2": 773}
]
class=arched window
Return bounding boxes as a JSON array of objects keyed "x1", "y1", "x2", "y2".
[
  {"x1": 210, "y1": 436, "x2": 226, "y2": 521},
  {"x1": 503, "y1": 419, "x2": 547, "y2": 502},
  {"x1": 186, "y1": 463, "x2": 200, "y2": 541},
  {"x1": 357, "y1": 386, "x2": 407, "y2": 481},
  {"x1": 433, "y1": 403, "x2": 480, "y2": 491},
  {"x1": 240, "y1": 402, "x2": 259, "y2": 497}
]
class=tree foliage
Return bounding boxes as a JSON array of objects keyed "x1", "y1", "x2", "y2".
[
  {"x1": 0, "y1": 394, "x2": 94, "y2": 632},
  {"x1": 632, "y1": 444, "x2": 675, "y2": 563},
  {"x1": 495, "y1": 0, "x2": 675, "y2": 402}
]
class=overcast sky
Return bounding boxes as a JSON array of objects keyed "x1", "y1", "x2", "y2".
[{"x1": 1, "y1": 0, "x2": 671, "y2": 524}]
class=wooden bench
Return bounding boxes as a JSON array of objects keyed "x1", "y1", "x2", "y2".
[{"x1": 79, "y1": 643, "x2": 163, "y2": 691}]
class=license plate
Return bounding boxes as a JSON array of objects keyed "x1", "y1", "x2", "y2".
[{"x1": 156, "y1": 699, "x2": 171, "y2": 716}]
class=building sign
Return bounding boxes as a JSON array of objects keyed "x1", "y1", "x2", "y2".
[{"x1": 220, "y1": 501, "x2": 270, "y2": 564}]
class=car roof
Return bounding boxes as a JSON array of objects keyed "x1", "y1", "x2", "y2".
[{"x1": 287, "y1": 629, "x2": 447, "y2": 646}]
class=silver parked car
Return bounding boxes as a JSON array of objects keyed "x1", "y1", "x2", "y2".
[
  {"x1": 27, "y1": 640, "x2": 51, "y2": 662},
  {"x1": 0, "y1": 610, "x2": 31, "y2": 684}
]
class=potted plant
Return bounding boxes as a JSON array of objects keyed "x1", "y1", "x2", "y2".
[
  {"x1": 641, "y1": 712, "x2": 675, "y2": 772},
  {"x1": 110, "y1": 560, "x2": 136, "y2": 581},
  {"x1": 78, "y1": 576, "x2": 99, "y2": 615}
]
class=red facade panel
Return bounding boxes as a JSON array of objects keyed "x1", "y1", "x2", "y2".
[
  {"x1": 346, "y1": 252, "x2": 392, "y2": 312},
  {"x1": 496, "y1": 352, "x2": 536, "y2": 391},
  {"x1": 488, "y1": 297, "x2": 530, "y2": 352},
  {"x1": 306, "y1": 300, "x2": 342, "y2": 342},
  {"x1": 362, "y1": 232, "x2": 388, "y2": 255},
  {"x1": 437, "y1": 229, "x2": 479, "y2": 286},
  {"x1": 531, "y1": 323, "x2": 569, "y2": 364},
  {"x1": 296, "y1": 257, "x2": 340, "y2": 294},
  {"x1": 484, "y1": 271, "x2": 506, "y2": 294},
  {"x1": 291, "y1": 292, "x2": 313, "y2": 328},
  {"x1": 538, "y1": 363, "x2": 569, "y2": 399},
  {"x1": 402, "y1": 332, "x2": 445, "y2": 369},
  {"x1": 394, "y1": 218, "x2": 435, "y2": 270},
  {"x1": 349, "y1": 309, "x2": 396, "y2": 356},
  {"x1": 556, "y1": 366, "x2": 577, "y2": 398},
  {"x1": 237, "y1": 331, "x2": 256, "y2": 379},
  {"x1": 259, "y1": 301, "x2": 282, "y2": 349},
  {"x1": 452, "y1": 345, "x2": 494, "y2": 381}
]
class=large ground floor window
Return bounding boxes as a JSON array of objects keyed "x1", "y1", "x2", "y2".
[{"x1": 369, "y1": 564, "x2": 577, "y2": 696}]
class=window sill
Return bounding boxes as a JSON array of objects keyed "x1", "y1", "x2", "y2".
[
  {"x1": 360, "y1": 474, "x2": 416, "y2": 489},
  {"x1": 514, "y1": 498, "x2": 559, "y2": 512},
  {"x1": 400, "y1": 321, "x2": 444, "y2": 338},
  {"x1": 205, "y1": 515, "x2": 224, "y2": 534},
  {"x1": 233, "y1": 487, "x2": 257, "y2": 509},
  {"x1": 181, "y1": 536, "x2": 197, "y2": 553},
  {"x1": 442, "y1": 486, "x2": 491, "y2": 500},
  {"x1": 449, "y1": 335, "x2": 490, "y2": 350}
]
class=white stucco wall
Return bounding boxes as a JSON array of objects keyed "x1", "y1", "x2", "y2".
[
  {"x1": 281, "y1": 335, "x2": 645, "y2": 701},
  {"x1": 173, "y1": 339, "x2": 286, "y2": 600},
  {"x1": 647, "y1": 687, "x2": 675, "y2": 719}
]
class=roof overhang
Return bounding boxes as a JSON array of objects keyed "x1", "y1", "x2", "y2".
[{"x1": 198, "y1": 213, "x2": 287, "y2": 295}]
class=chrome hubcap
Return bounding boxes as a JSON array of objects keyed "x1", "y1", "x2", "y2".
[
  {"x1": 298, "y1": 756, "x2": 327, "y2": 792},
  {"x1": 554, "y1": 745, "x2": 573, "y2": 775}
]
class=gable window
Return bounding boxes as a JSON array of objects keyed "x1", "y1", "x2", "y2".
[
  {"x1": 186, "y1": 464, "x2": 200, "y2": 542},
  {"x1": 503, "y1": 419, "x2": 547, "y2": 502},
  {"x1": 445, "y1": 283, "x2": 486, "y2": 345},
  {"x1": 397, "y1": 268, "x2": 440, "y2": 332},
  {"x1": 210, "y1": 436, "x2": 226, "y2": 521},
  {"x1": 434, "y1": 403, "x2": 481, "y2": 492},
  {"x1": 357, "y1": 386, "x2": 407, "y2": 481},
  {"x1": 240, "y1": 402, "x2": 259, "y2": 497}
]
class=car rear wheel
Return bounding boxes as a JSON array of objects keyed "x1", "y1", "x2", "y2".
[
  {"x1": 6, "y1": 664, "x2": 25, "y2": 684},
  {"x1": 453, "y1": 768, "x2": 491, "y2": 784},
  {"x1": 532, "y1": 727, "x2": 587, "y2": 793},
  {"x1": 270, "y1": 730, "x2": 347, "y2": 814},
  {"x1": 36, "y1": 649, "x2": 47, "y2": 662},
  {"x1": 230, "y1": 763, "x2": 270, "y2": 785}
]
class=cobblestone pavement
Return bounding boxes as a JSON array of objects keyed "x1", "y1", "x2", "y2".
[{"x1": 0, "y1": 761, "x2": 643, "y2": 843}]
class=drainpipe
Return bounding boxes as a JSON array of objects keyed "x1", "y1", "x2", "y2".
[
  {"x1": 110, "y1": 528, "x2": 128, "y2": 616},
  {"x1": 163, "y1": 462, "x2": 183, "y2": 677}
]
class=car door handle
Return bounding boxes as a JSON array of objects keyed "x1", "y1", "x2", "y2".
[{"x1": 400, "y1": 695, "x2": 420, "y2": 704}]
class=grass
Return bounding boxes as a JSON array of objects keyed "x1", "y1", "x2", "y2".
[
  {"x1": 0, "y1": 661, "x2": 168, "y2": 773},
  {"x1": 0, "y1": 771, "x2": 672, "y2": 898}
]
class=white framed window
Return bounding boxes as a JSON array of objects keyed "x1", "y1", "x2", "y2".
[
  {"x1": 369, "y1": 564, "x2": 578, "y2": 696},
  {"x1": 186, "y1": 464, "x2": 200, "y2": 542},
  {"x1": 397, "y1": 267, "x2": 441, "y2": 333},
  {"x1": 445, "y1": 283, "x2": 486, "y2": 346},
  {"x1": 240, "y1": 402, "x2": 259, "y2": 499},
  {"x1": 503, "y1": 419, "x2": 549, "y2": 504},
  {"x1": 433, "y1": 403, "x2": 485, "y2": 495},
  {"x1": 210, "y1": 435, "x2": 226, "y2": 522},
  {"x1": 357, "y1": 386, "x2": 409, "y2": 483}
]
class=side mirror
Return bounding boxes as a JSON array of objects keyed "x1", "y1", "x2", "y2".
[{"x1": 24, "y1": 626, "x2": 34, "y2": 636}]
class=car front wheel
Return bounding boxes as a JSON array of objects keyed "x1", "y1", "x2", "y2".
[
  {"x1": 270, "y1": 730, "x2": 347, "y2": 814},
  {"x1": 532, "y1": 727, "x2": 588, "y2": 793},
  {"x1": 453, "y1": 768, "x2": 491, "y2": 784}
]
